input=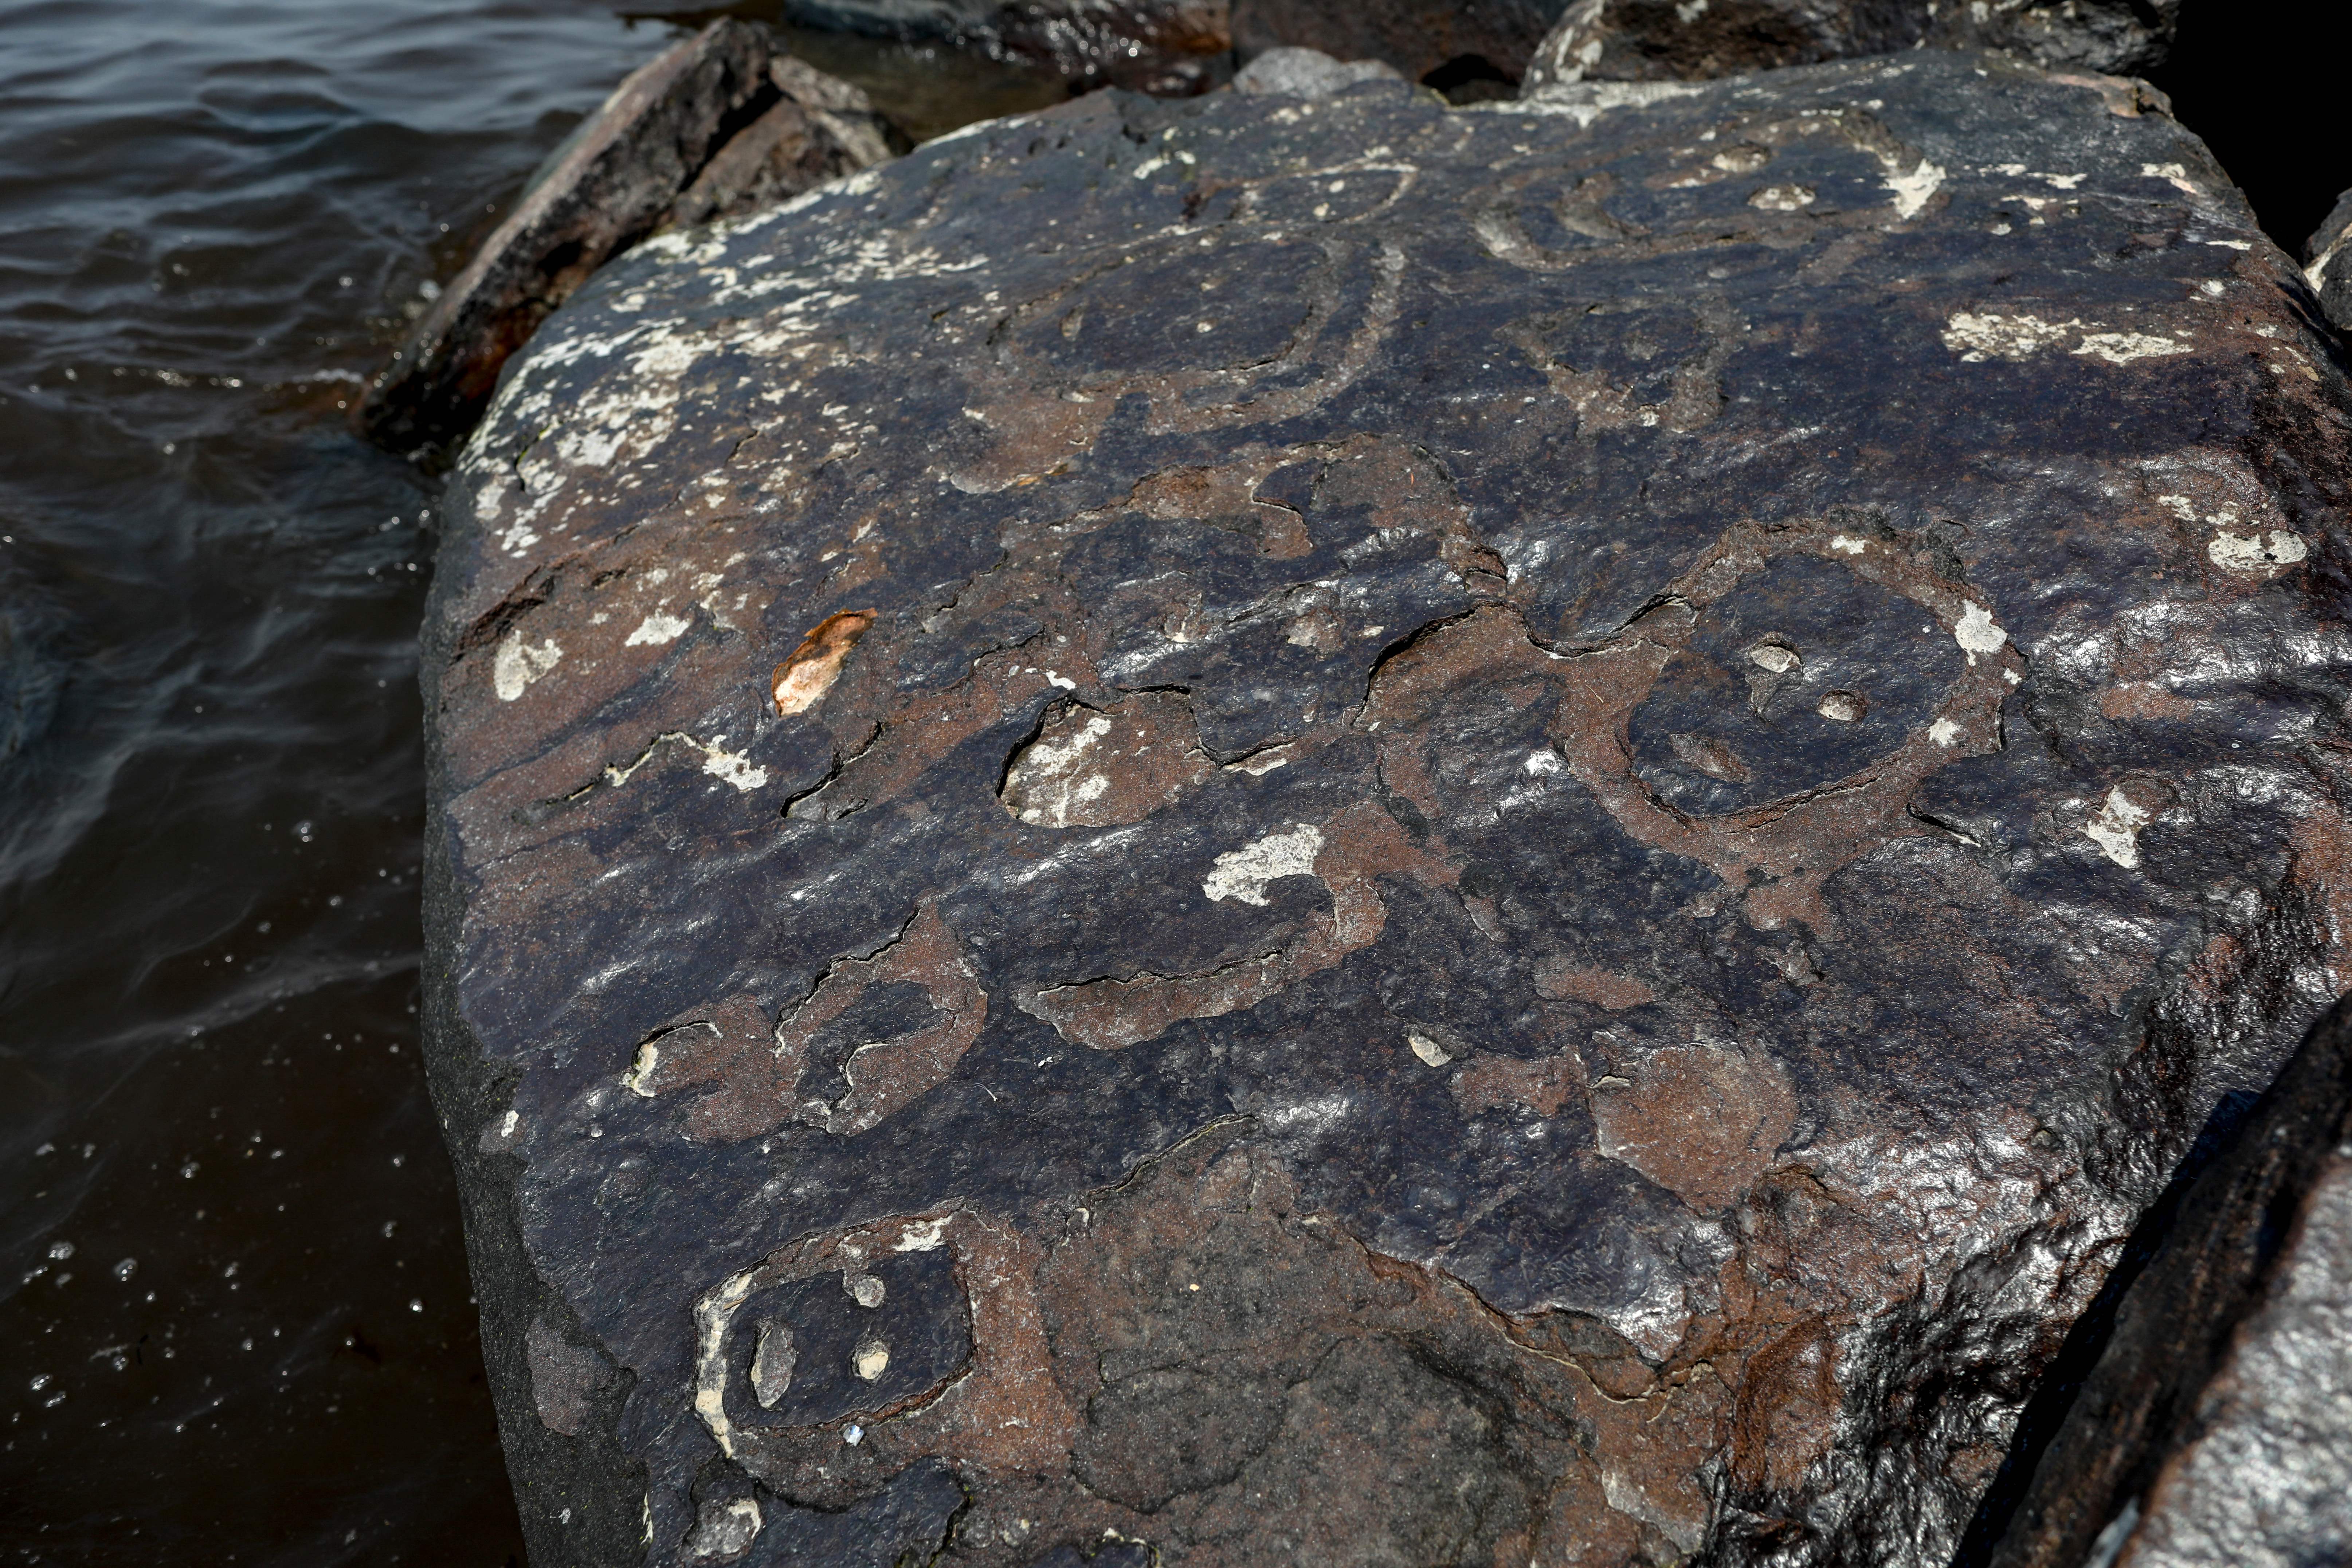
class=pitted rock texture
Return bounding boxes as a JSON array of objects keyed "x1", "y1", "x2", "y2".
[
  {"x1": 422, "y1": 51, "x2": 2352, "y2": 1568},
  {"x1": 1524, "y1": 0, "x2": 2178, "y2": 89},
  {"x1": 357, "y1": 21, "x2": 890, "y2": 454},
  {"x1": 1983, "y1": 1000, "x2": 2352, "y2": 1568},
  {"x1": 781, "y1": 0, "x2": 1233, "y2": 94}
]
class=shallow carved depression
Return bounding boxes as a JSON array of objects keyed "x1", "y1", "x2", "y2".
[
  {"x1": 1628, "y1": 553, "x2": 1965, "y2": 814},
  {"x1": 725, "y1": 1248, "x2": 971, "y2": 1431}
]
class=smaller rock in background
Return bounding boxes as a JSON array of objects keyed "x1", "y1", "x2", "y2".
[
  {"x1": 357, "y1": 20, "x2": 891, "y2": 455},
  {"x1": 2304, "y1": 189, "x2": 2352, "y2": 336},
  {"x1": 1230, "y1": 45, "x2": 1402, "y2": 98},
  {"x1": 1230, "y1": 0, "x2": 1567, "y2": 99},
  {"x1": 1982, "y1": 1000, "x2": 2352, "y2": 1568},
  {"x1": 663, "y1": 55, "x2": 901, "y2": 232},
  {"x1": 1523, "y1": 0, "x2": 2177, "y2": 89}
]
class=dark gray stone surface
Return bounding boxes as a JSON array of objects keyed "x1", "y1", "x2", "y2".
[
  {"x1": 1524, "y1": 0, "x2": 2178, "y2": 89},
  {"x1": 357, "y1": 22, "x2": 889, "y2": 455},
  {"x1": 1980, "y1": 1000, "x2": 2352, "y2": 1568},
  {"x1": 420, "y1": 48, "x2": 2352, "y2": 1567}
]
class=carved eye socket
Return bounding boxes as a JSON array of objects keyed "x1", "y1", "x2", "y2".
[
  {"x1": 733, "y1": 1249, "x2": 967, "y2": 1430},
  {"x1": 1627, "y1": 556, "x2": 1959, "y2": 816}
]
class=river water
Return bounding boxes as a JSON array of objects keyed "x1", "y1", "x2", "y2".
[
  {"x1": 0, "y1": 4, "x2": 1058, "y2": 1561},
  {"x1": 0, "y1": 0, "x2": 2341, "y2": 1561}
]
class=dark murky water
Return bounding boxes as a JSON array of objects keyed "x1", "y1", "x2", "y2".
[{"x1": 0, "y1": 4, "x2": 1056, "y2": 1562}]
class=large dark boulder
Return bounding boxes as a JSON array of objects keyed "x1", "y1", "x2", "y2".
[
  {"x1": 357, "y1": 21, "x2": 893, "y2": 455},
  {"x1": 1524, "y1": 0, "x2": 2178, "y2": 87},
  {"x1": 420, "y1": 47, "x2": 2352, "y2": 1568},
  {"x1": 1978, "y1": 1000, "x2": 2352, "y2": 1568}
]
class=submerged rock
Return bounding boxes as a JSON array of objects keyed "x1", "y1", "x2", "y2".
[
  {"x1": 423, "y1": 47, "x2": 2352, "y2": 1568},
  {"x1": 357, "y1": 21, "x2": 891, "y2": 454},
  {"x1": 1524, "y1": 0, "x2": 2178, "y2": 87},
  {"x1": 1980, "y1": 1000, "x2": 2352, "y2": 1568}
]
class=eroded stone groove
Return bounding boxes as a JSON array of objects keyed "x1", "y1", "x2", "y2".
[{"x1": 420, "y1": 50, "x2": 2352, "y2": 1568}]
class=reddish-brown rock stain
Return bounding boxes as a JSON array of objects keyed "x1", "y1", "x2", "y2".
[
  {"x1": 626, "y1": 902, "x2": 986, "y2": 1141},
  {"x1": 1590, "y1": 1043, "x2": 1799, "y2": 1212}
]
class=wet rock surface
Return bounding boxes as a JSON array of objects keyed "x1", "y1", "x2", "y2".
[
  {"x1": 358, "y1": 21, "x2": 890, "y2": 454},
  {"x1": 1981, "y1": 1000, "x2": 2352, "y2": 1568},
  {"x1": 422, "y1": 48, "x2": 2352, "y2": 1568},
  {"x1": 1524, "y1": 0, "x2": 2178, "y2": 89}
]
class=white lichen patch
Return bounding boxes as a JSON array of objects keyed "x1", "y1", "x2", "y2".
[
  {"x1": 696, "y1": 737, "x2": 769, "y2": 792},
  {"x1": 1524, "y1": 747, "x2": 1563, "y2": 776},
  {"x1": 1955, "y1": 602, "x2": 2007, "y2": 662},
  {"x1": 1929, "y1": 717, "x2": 1963, "y2": 747},
  {"x1": 2140, "y1": 161, "x2": 2201, "y2": 196},
  {"x1": 1942, "y1": 311, "x2": 2082, "y2": 361},
  {"x1": 1885, "y1": 159, "x2": 1945, "y2": 221},
  {"x1": 2073, "y1": 331, "x2": 2190, "y2": 365},
  {"x1": 2208, "y1": 529, "x2": 2308, "y2": 573},
  {"x1": 894, "y1": 1216, "x2": 948, "y2": 1252},
  {"x1": 492, "y1": 634, "x2": 562, "y2": 701},
  {"x1": 612, "y1": 731, "x2": 770, "y2": 793},
  {"x1": 1748, "y1": 184, "x2": 1815, "y2": 211},
  {"x1": 1502, "y1": 78, "x2": 1709, "y2": 129},
  {"x1": 689, "y1": 1498, "x2": 762, "y2": 1560},
  {"x1": 1829, "y1": 535, "x2": 1867, "y2": 555},
  {"x1": 845, "y1": 1273, "x2": 885, "y2": 1309},
  {"x1": 1203, "y1": 824, "x2": 1325, "y2": 906},
  {"x1": 2085, "y1": 785, "x2": 2152, "y2": 869},
  {"x1": 1945, "y1": 312, "x2": 2194, "y2": 369},
  {"x1": 624, "y1": 1039, "x2": 666, "y2": 1097},
  {"x1": 624, "y1": 608, "x2": 692, "y2": 647},
  {"x1": 693, "y1": 1269, "x2": 761, "y2": 1455},
  {"x1": 1007, "y1": 714, "x2": 1115, "y2": 827},
  {"x1": 851, "y1": 1336, "x2": 890, "y2": 1381},
  {"x1": 1408, "y1": 1031, "x2": 1454, "y2": 1067},
  {"x1": 1748, "y1": 644, "x2": 1800, "y2": 673}
]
